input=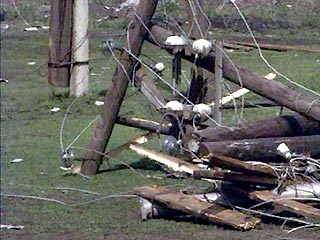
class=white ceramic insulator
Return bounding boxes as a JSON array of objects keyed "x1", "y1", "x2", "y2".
[
  {"x1": 165, "y1": 101, "x2": 183, "y2": 111},
  {"x1": 276, "y1": 143, "x2": 292, "y2": 159},
  {"x1": 192, "y1": 39, "x2": 212, "y2": 57},
  {"x1": 164, "y1": 36, "x2": 188, "y2": 46},
  {"x1": 193, "y1": 103, "x2": 211, "y2": 116}
]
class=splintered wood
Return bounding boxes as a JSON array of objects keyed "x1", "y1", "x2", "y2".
[{"x1": 134, "y1": 185, "x2": 260, "y2": 230}]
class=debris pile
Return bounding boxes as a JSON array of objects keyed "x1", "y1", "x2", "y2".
[{"x1": 71, "y1": 0, "x2": 320, "y2": 231}]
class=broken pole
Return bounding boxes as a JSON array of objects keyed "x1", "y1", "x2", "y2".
[
  {"x1": 147, "y1": 25, "x2": 320, "y2": 122},
  {"x1": 198, "y1": 135, "x2": 320, "y2": 162},
  {"x1": 70, "y1": 0, "x2": 89, "y2": 96},
  {"x1": 48, "y1": 0, "x2": 73, "y2": 88},
  {"x1": 81, "y1": 0, "x2": 159, "y2": 176},
  {"x1": 193, "y1": 114, "x2": 320, "y2": 142}
]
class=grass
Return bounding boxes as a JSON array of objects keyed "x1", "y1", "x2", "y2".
[{"x1": 1, "y1": 1, "x2": 320, "y2": 239}]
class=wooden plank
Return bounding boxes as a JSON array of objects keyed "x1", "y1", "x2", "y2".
[
  {"x1": 48, "y1": 0, "x2": 73, "y2": 88},
  {"x1": 106, "y1": 132, "x2": 156, "y2": 158},
  {"x1": 129, "y1": 144, "x2": 200, "y2": 174},
  {"x1": 194, "y1": 170, "x2": 278, "y2": 187},
  {"x1": 193, "y1": 114, "x2": 320, "y2": 142},
  {"x1": 134, "y1": 185, "x2": 261, "y2": 230},
  {"x1": 209, "y1": 155, "x2": 277, "y2": 177},
  {"x1": 81, "y1": 0, "x2": 159, "y2": 176},
  {"x1": 147, "y1": 25, "x2": 320, "y2": 122},
  {"x1": 248, "y1": 190, "x2": 320, "y2": 219},
  {"x1": 198, "y1": 135, "x2": 320, "y2": 162}
]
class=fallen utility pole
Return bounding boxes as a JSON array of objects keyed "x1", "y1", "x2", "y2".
[
  {"x1": 192, "y1": 114, "x2": 320, "y2": 142},
  {"x1": 198, "y1": 135, "x2": 320, "y2": 162},
  {"x1": 147, "y1": 25, "x2": 320, "y2": 122},
  {"x1": 81, "y1": 0, "x2": 159, "y2": 176}
]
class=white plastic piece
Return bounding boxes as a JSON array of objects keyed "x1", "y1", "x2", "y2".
[
  {"x1": 192, "y1": 39, "x2": 212, "y2": 57},
  {"x1": 154, "y1": 62, "x2": 165, "y2": 72},
  {"x1": 264, "y1": 72, "x2": 277, "y2": 80},
  {"x1": 24, "y1": 27, "x2": 38, "y2": 31},
  {"x1": 276, "y1": 143, "x2": 292, "y2": 159},
  {"x1": 94, "y1": 100, "x2": 104, "y2": 106},
  {"x1": 41, "y1": 26, "x2": 50, "y2": 30},
  {"x1": 165, "y1": 100, "x2": 183, "y2": 111},
  {"x1": 164, "y1": 36, "x2": 188, "y2": 46},
  {"x1": 10, "y1": 158, "x2": 24, "y2": 164},
  {"x1": 50, "y1": 107, "x2": 61, "y2": 112}
]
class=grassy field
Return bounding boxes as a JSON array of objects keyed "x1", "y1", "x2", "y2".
[{"x1": 1, "y1": 1, "x2": 320, "y2": 239}]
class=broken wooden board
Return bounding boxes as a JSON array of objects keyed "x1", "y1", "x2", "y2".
[
  {"x1": 194, "y1": 170, "x2": 278, "y2": 187},
  {"x1": 134, "y1": 185, "x2": 261, "y2": 230},
  {"x1": 129, "y1": 144, "x2": 200, "y2": 174},
  {"x1": 247, "y1": 190, "x2": 320, "y2": 219},
  {"x1": 209, "y1": 155, "x2": 277, "y2": 177},
  {"x1": 106, "y1": 132, "x2": 156, "y2": 158}
]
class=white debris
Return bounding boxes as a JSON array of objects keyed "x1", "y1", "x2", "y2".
[
  {"x1": 50, "y1": 107, "x2": 61, "y2": 112},
  {"x1": 154, "y1": 62, "x2": 165, "y2": 72},
  {"x1": 24, "y1": 27, "x2": 38, "y2": 32},
  {"x1": 278, "y1": 183, "x2": 320, "y2": 198},
  {"x1": 0, "y1": 23, "x2": 9, "y2": 30},
  {"x1": 10, "y1": 158, "x2": 23, "y2": 164},
  {"x1": 192, "y1": 39, "x2": 212, "y2": 58},
  {"x1": 164, "y1": 36, "x2": 188, "y2": 46},
  {"x1": 264, "y1": 72, "x2": 276, "y2": 80},
  {"x1": 27, "y1": 61, "x2": 36, "y2": 65},
  {"x1": 41, "y1": 26, "x2": 50, "y2": 30},
  {"x1": 276, "y1": 143, "x2": 292, "y2": 159},
  {"x1": 94, "y1": 101, "x2": 104, "y2": 106},
  {"x1": 1, "y1": 224, "x2": 24, "y2": 230},
  {"x1": 164, "y1": 100, "x2": 183, "y2": 111}
]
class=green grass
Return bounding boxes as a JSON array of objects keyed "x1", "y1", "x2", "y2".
[{"x1": 1, "y1": 2, "x2": 320, "y2": 239}]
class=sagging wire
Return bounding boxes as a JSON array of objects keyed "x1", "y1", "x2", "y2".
[
  {"x1": 11, "y1": 0, "x2": 32, "y2": 28},
  {"x1": 230, "y1": 0, "x2": 320, "y2": 98},
  {"x1": 194, "y1": 0, "x2": 212, "y2": 38},
  {"x1": 186, "y1": 0, "x2": 204, "y2": 39}
]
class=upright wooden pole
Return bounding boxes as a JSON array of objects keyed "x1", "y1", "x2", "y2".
[
  {"x1": 214, "y1": 41, "x2": 223, "y2": 124},
  {"x1": 70, "y1": 0, "x2": 89, "y2": 97},
  {"x1": 172, "y1": 52, "x2": 182, "y2": 97},
  {"x1": 48, "y1": 0, "x2": 73, "y2": 88},
  {"x1": 81, "y1": 0, "x2": 159, "y2": 176}
]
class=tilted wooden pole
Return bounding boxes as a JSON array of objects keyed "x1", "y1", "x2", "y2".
[
  {"x1": 70, "y1": 0, "x2": 89, "y2": 97},
  {"x1": 81, "y1": 0, "x2": 159, "y2": 176},
  {"x1": 214, "y1": 41, "x2": 223, "y2": 124},
  {"x1": 48, "y1": 0, "x2": 73, "y2": 88},
  {"x1": 147, "y1": 25, "x2": 320, "y2": 122}
]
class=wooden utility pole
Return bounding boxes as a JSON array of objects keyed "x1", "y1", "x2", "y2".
[
  {"x1": 81, "y1": 0, "x2": 159, "y2": 176},
  {"x1": 198, "y1": 135, "x2": 320, "y2": 162},
  {"x1": 147, "y1": 25, "x2": 320, "y2": 122},
  {"x1": 193, "y1": 114, "x2": 320, "y2": 142},
  {"x1": 70, "y1": 0, "x2": 89, "y2": 97},
  {"x1": 48, "y1": 0, "x2": 73, "y2": 88}
]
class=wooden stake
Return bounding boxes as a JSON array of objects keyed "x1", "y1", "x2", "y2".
[
  {"x1": 70, "y1": 0, "x2": 89, "y2": 97},
  {"x1": 81, "y1": 0, "x2": 159, "y2": 176},
  {"x1": 48, "y1": 0, "x2": 73, "y2": 88}
]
